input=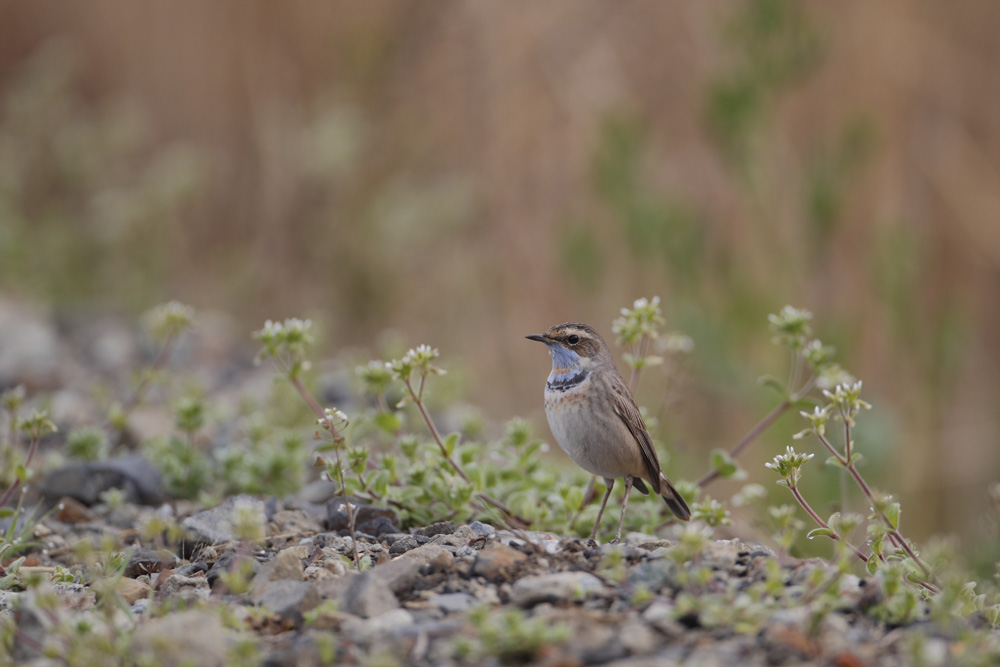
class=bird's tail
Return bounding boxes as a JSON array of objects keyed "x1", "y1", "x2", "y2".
[{"x1": 659, "y1": 472, "x2": 692, "y2": 521}]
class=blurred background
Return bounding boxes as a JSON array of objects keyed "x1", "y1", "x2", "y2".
[{"x1": 0, "y1": 1, "x2": 998, "y2": 563}]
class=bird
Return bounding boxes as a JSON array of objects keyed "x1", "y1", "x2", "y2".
[{"x1": 526, "y1": 322, "x2": 691, "y2": 544}]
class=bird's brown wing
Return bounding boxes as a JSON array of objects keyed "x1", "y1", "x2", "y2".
[{"x1": 611, "y1": 380, "x2": 662, "y2": 494}]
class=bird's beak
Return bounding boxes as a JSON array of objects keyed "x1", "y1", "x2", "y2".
[{"x1": 525, "y1": 333, "x2": 549, "y2": 343}]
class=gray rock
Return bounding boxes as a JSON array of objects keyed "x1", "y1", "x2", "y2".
[
  {"x1": 255, "y1": 580, "x2": 320, "y2": 624},
  {"x1": 395, "y1": 543, "x2": 454, "y2": 569},
  {"x1": 269, "y1": 509, "x2": 324, "y2": 535},
  {"x1": 389, "y1": 535, "x2": 420, "y2": 554},
  {"x1": 641, "y1": 600, "x2": 683, "y2": 636},
  {"x1": 132, "y1": 609, "x2": 233, "y2": 667},
  {"x1": 156, "y1": 573, "x2": 211, "y2": 603},
  {"x1": 415, "y1": 521, "x2": 457, "y2": 537},
  {"x1": 38, "y1": 455, "x2": 165, "y2": 507},
  {"x1": 467, "y1": 521, "x2": 496, "y2": 537},
  {"x1": 126, "y1": 549, "x2": 178, "y2": 578},
  {"x1": 472, "y1": 542, "x2": 527, "y2": 580},
  {"x1": 511, "y1": 571, "x2": 604, "y2": 607},
  {"x1": 325, "y1": 497, "x2": 397, "y2": 533},
  {"x1": 180, "y1": 494, "x2": 265, "y2": 546},
  {"x1": 249, "y1": 548, "x2": 305, "y2": 603},
  {"x1": 628, "y1": 559, "x2": 679, "y2": 593},
  {"x1": 371, "y1": 557, "x2": 421, "y2": 595},
  {"x1": 432, "y1": 592, "x2": 477, "y2": 614},
  {"x1": 340, "y1": 608, "x2": 415, "y2": 643},
  {"x1": 206, "y1": 551, "x2": 258, "y2": 588},
  {"x1": 320, "y1": 571, "x2": 399, "y2": 619}
]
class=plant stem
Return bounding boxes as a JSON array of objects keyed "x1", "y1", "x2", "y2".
[
  {"x1": 817, "y1": 426, "x2": 935, "y2": 582},
  {"x1": 330, "y1": 443, "x2": 361, "y2": 569},
  {"x1": 119, "y1": 332, "x2": 179, "y2": 418},
  {"x1": 788, "y1": 484, "x2": 870, "y2": 565},
  {"x1": 0, "y1": 434, "x2": 41, "y2": 507},
  {"x1": 403, "y1": 377, "x2": 529, "y2": 526},
  {"x1": 404, "y1": 379, "x2": 469, "y2": 483},
  {"x1": 698, "y1": 399, "x2": 792, "y2": 488}
]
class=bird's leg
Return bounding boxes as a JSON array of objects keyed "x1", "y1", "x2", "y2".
[
  {"x1": 589, "y1": 478, "x2": 615, "y2": 547},
  {"x1": 611, "y1": 476, "x2": 635, "y2": 544}
]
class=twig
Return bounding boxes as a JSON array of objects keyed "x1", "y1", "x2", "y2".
[{"x1": 697, "y1": 399, "x2": 792, "y2": 488}]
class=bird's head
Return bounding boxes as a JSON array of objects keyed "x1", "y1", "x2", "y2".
[{"x1": 526, "y1": 322, "x2": 612, "y2": 372}]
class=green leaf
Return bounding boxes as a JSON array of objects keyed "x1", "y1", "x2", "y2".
[
  {"x1": 790, "y1": 397, "x2": 821, "y2": 410},
  {"x1": 0, "y1": 508, "x2": 13, "y2": 519},
  {"x1": 757, "y1": 375, "x2": 788, "y2": 397},
  {"x1": 14, "y1": 463, "x2": 27, "y2": 482},
  {"x1": 443, "y1": 432, "x2": 460, "y2": 456},
  {"x1": 807, "y1": 528, "x2": 835, "y2": 540},
  {"x1": 711, "y1": 449, "x2": 745, "y2": 479},
  {"x1": 825, "y1": 455, "x2": 847, "y2": 468},
  {"x1": 866, "y1": 556, "x2": 879, "y2": 575},
  {"x1": 884, "y1": 502, "x2": 900, "y2": 530},
  {"x1": 374, "y1": 412, "x2": 401, "y2": 434},
  {"x1": 566, "y1": 486, "x2": 584, "y2": 511}
]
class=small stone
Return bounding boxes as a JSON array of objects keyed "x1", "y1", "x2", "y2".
[
  {"x1": 432, "y1": 592, "x2": 477, "y2": 614},
  {"x1": 510, "y1": 571, "x2": 604, "y2": 607},
  {"x1": 415, "y1": 521, "x2": 457, "y2": 537},
  {"x1": 467, "y1": 521, "x2": 496, "y2": 537},
  {"x1": 340, "y1": 608, "x2": 415, "y2": 643},
  {"x1": 641, "y1": 600, "x2": 683, "y2": 636},
  {"x1": 358, "y1": 515, "x2": 399, "y2": 537},
  {"x1": 180, "y1": 495, "x2": 266, "y2": 547},
  {"x1": 156, "y1": 573, "x2": 210, "y2": 603},
  {"x1": 126, "y1": 549, "x2": 177, "y2": 578},
  {"x1": 634, "y1": 539, "x2": 674, "y2": 551},
  {"x1": 115, "y1": 577, "x2": 151, "y2": 605},
  {"x1": 325, "y1": 497, "x2": 397, "y2": 532},
  {"x1": 38, "y1": 456, "x2": 165, "y2": 507},
  {"x1": 264, "y1": 547, "x2": 305, "y2": 581},
  {"x1": 269, "y1": 509, "x2": 323, "y2": 535},
  {"x1": 132, "y1": 609, "x2": 232, "y2": 667},
  {"x1": 389, "y1": 536, "x2": 420, "y2": 555},
  {"x1": 256, "y1": 580, "x2": 320, "y2": 625},
  {"x1": 371, "y1": 557, "x2": 421, "y2": 596},
  {"x1": 428, "y1": 524, "x2": 479, "y2": 547},
  {"x1": 472, "y1": 542, "x2": 526, "y2": 580},
  {"x1": 619, "y1": 620, "x2": 659, "y2": 655},
  {"x1": 628, "y1": 559, "x2": 679, "y2": 593},
  {"x1": 250, "y1": 548, "x2": 304, "y2": 603},
  {"x1": 396, "y1": 543, "x2": 454, "y2": 569},
  {"x1": 330, "y1": 572, "x2": 399, "y2": 618},
  {"x1": 55, "y1": 496, "x2": 94, "y2": 523}
]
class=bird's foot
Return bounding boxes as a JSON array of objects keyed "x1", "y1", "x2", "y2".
[
  {"x1": 586, "y1": 538, "x2": 599, "y2": 548},
  {"x1": 609, "y1": 536, "x2": 621, "y2": 545}
]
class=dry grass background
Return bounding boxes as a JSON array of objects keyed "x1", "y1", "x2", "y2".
[{"x1": 1, "y1": 1, "x2": 998, "y2": 557}]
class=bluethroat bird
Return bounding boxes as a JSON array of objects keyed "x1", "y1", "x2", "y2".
[{"x1": 527, "y1": 322, "x2": 691, "y2": 544}]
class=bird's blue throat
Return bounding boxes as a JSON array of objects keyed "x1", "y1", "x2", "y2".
[
  {"x1": 544, "y1": 344, "x2": 588, "y2": 391},
  {"x1": 545, "y1": 343, "x2": 580, "y2": 370}
]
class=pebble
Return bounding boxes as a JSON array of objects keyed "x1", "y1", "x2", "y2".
[
  {"x1": 431, "y1": 592, "x2": 477, "y2": 614},
  {"x1": 180, "y1": 494, "x2": 266, "y2": 546},
  {"x1": 340, "y1": 608, "x2": 415, "y2": 643},
  {"x1": 115, "y1": 577, "x2": 151, "y2": 605},
  {"x1": 472, "y1": 542, "x2": 527, "y2": 580},
  {"x1": 132, "y1": 609, "x2": 232, "y2": 667},
  {"x1": 510, "y1": 571, "x2": 604, "y2": 607}
]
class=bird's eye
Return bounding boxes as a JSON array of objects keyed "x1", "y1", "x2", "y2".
[{"x1": 567, "y1": 334, "x2": 580, "y2": 345}]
